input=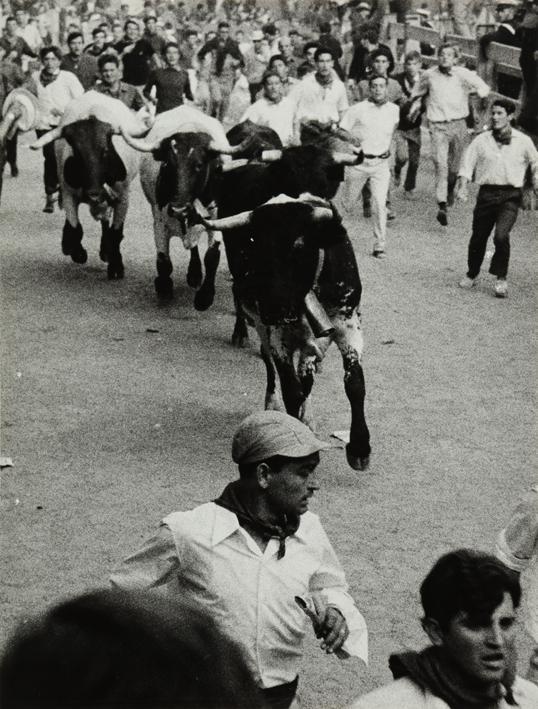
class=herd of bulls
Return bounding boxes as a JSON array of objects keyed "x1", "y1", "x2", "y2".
[{"x1": 2, "y1": 93, "x2": 371, "y2": 471}]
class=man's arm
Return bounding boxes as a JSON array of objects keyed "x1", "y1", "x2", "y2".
[
  {"x1": 459, "y1": 66, "x2": 490, "y2": 98},
  {"x1": 184, "y1": 71, "x2": 193, "y2": 102},
  {"x1": 110, "y1": 523, "x2": 180, "y2": 590},
  {"x1": 455, "y1": 136, "x2": 479, "y2": 201},
  {"x1": 336, "y1": 81, "x2": 349, "y2": 120}
]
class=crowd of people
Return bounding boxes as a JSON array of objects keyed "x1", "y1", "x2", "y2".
[{"x1": 0, "y1": 0, "x2": 538, "y2": 706}]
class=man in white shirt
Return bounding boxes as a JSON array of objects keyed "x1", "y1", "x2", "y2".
[
  {"x1": 14, "y1": 9, "x2": 42, "y2": 54},
  {"x1": 110, "y1": 410, "x2": 368, "y2": 709},
  {"x1": 292, "y1": 47, "x2": 348, "y2": 141},
  {"x1": 339, "y1": 74, "x2": 400, "y2": 258},
  {"x1": 410, "y1": 43, "x2": 490, "y2": 226},
  {"x1": 241, "y1": 70, "x2": 295, "y2": 146},
  {"x1": 456, "y1": 99, "x2": 538, "y2": 298},
  {"x1": 350, "y1": 549, "x2": 538, "y2": 709}
]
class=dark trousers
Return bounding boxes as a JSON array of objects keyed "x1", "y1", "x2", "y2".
[
  {"x1": 262, "y1": 677, "x2": 298, "y2": 709},
  {"x1": 35, "y1": 129, "x2": 59, "y2": 195},
  {"x1": 395, "y1": 128, "x2": 421, "y2": 192},
  {"x1": 5, "y1": 133, "x2": 17, "y2": 168},
  {"x1": 467, "y1": 185, "x2": 521, "y2": 280}
]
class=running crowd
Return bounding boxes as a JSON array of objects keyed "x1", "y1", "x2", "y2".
[{"x1": 0, "y1": 0, "x2": 538, "y2": 707}]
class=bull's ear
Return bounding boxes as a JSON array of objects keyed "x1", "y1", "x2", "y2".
[
  {"x1": 64, "y1": 155, "x2": 84, "y2": 189},
  {"x1": 105, "y1": 147, "x2": 127, "y2": 186}
]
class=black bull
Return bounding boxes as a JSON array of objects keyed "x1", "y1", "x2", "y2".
[{"x1": 206, "y1": 150, "x2": 371, "y2": 470}]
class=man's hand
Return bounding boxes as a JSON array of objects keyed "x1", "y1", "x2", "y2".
[
  {"x1": 311, "y1": 595, "x2": 349, "y2": 654},
  {"x1": 454, "y1": 177, "x2": 468, "y2": 203}
]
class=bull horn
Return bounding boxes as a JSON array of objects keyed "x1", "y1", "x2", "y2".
[
  {"x1": 311, "y1": 206, "x2": 335, "y2": 221},
  {"x1": 119, "y1": 125, "x2": 160, "y2": 152},
  {"x1": 332, "y1": 151, "x2": 361, "y2": 166},
  {"x1": 201, "y1": 210, "x2": 253, "y2": 230},
  {"x1": 29, "y1": 125, "x2": 62, "y2": 150},
  {"x1": 221, "y1": 158, "x2": 249, "y2": 172},
  {"x1": 260, "y1": 149, "x2": 283, "y2": 162},
  {"x1": 208, "y1": 135, "x2": 253, "y2": 156}
]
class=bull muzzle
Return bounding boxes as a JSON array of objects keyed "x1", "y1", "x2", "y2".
[{"x1": 167, "y1": 204, "x2": 190, "y2": 234}]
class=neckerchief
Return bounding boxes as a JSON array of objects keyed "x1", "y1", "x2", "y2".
[
  {"x1": 368, "y1": 96, "x2": 389, "y2": 106},
  {"x1": 39, "y1": 69, "x2": 59, "y2": 87},
  {"x1": 315, "y1": 71, "x2": 333, "y2": 88},
  {"x1": 438, "y1": 65, "x2": 453, "y2": 77},
  {"x1": 389, "y1": 646, "x2": 517, "y2": 708},
  {"x1": 491, "y1": 125, "x2": 512, "y2": 145},
  {"x1": 214, "y1": 481, "x2": 300, "y2": 559}
]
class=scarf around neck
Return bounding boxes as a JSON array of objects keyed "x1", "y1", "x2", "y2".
[
  {"x1": 214, "y1": 480, "x2": 300, "y2": 559},
  {"x1": 491, "y1": 125, "x2": 512, "y2": 145},
  {"x1": 40, "y1": 69, "x2": 59, "y2": 87},
  {"x1": 389, "y1": 647, "x2": 517, "y2": 708}
]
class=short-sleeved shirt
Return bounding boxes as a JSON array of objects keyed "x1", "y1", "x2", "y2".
[
  {"x1": 95, "y1": 80, "x2": 146, "y2": 112},
  {"x1": 292, "y1": 71, "x2": 349, "y2": 126}
]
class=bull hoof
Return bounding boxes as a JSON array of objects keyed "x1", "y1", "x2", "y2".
[
  {"x1": 155, "y1": 276, "x2": 173, "y2": 299},
  {"x1": 231, "y1": 331, "x2": 249, "y2": 348},
  {"x1": 193, "y1": 285, "x2": 215, "y2": 311},
  {"x1": 107, "y1": 261, "x2": 124, "y2": 280},
  {"x1": 187, "y1": 268, "x2": 202, "y2": 290},
  {"x1": 346, "y1": 445, "x2": 370, "y2": 471},
  {"x1": 70, "y1": 246, "x2": 88, "y2": 264}
]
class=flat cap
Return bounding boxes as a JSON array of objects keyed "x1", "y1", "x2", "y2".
[
  {"x1": 232, "y1": 410, "x2": 333, "y2": 464},
  {"x1": 495, "y1": 0, "x2": 519, "y2": 6}
]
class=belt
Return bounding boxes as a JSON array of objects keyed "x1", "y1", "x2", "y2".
[
  {"x1": 362, "y1": 151, "x2": 390, "y2": 159},
  {"x1": 430, "y1": 118, "x2": 466, "y2": 124}
]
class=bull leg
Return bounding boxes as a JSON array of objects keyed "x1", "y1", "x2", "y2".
[
  {"x1": 270, "y1": 329, "x2": 304, "y2": 419},
  {"x1": 61, "y1": 193, "x2": 86, "y2": 264},
  {"x1": 187, "y1": 245, "x2": 202, "y2": 289},
  {"x1": 257, "y1": 325, "x2": 283, "y2": 410},
  {"x1": 332, "y1": 309, "x2": 371, "y2": 471},
  {"x1": 231, "y1": 283, "x2": 249, "y2": 348},
  {"x1": 99, "y1": 221, "x2": 109, "y2": 262},
  {"x1": 105, "y1": 223, "x2": 125, "y2": 280},
  {"x1": 153, "y1": 212, "x2": 173, "y2": 299},
  {"x1": 297, "y1": 329, "x2": 332, "y2": 429},
  {"x1": 193, "y1": 235, "x2": 221, "y2": 311}
]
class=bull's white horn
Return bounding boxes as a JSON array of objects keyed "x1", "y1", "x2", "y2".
[
  {"x1": 260, "y1": 149, "x2": 282, "y2": 162},
  {"x1": 221, "y1": 158, "x2": 249, "y2": 172},
  {"x1": 311, "y1": 206, "x2": 334, "y2": 222},
  {"x1": 203, "y1": 210, "x2": 252, "y2": 230},
  {"x1": 331, "y1": 151, "x2": 360, "y2": 165},
  {"x1": 29, "y1": 125, "x2": 62, "y2": 150},
  {"x1": 208, "y1": 135, "x2": 253, "y2": 156},
  {"x1": 119, "y1": 125, "x2": 160, "y2": 152}
]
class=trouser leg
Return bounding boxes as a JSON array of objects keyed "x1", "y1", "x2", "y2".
[
  {"x1": 404, "y1": 130, "x2": 421, "y2": 191},
  {"x1": 467, "y1": 188, "x2": 498, "y2": 279},
  {"x1": 6, "y1": 133, "x2": 17, "y2": 169},
  {"x1": 488, "y1": 192, "x2": 520, "y2": 279},
  {"x1": 36, "y1": 130, "x2": 59, "y2": 195},
  {"x1": 394, "y1": 130, "x2": 408, "y2": 182},
  {"x1": 447, "y1": 119, "x2": 467, "y2": 202},
  {"x1": 370, "y1": 161, "x2": 390, "y2": 252},
  {"x1": 430, "y1": 123, "x2": 450, "y2": 204}
]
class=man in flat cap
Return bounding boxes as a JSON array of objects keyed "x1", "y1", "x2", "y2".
[
  {"x1": 480, "y1": 0, "x2": 522, "y2": 99},
  {"x1": 110, "y1": 410, "x2": 368, "y2": 709}
]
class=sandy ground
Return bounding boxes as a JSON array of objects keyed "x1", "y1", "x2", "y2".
[{"x1": 1, "y1": 134, "x2": 537, "y2": 708}]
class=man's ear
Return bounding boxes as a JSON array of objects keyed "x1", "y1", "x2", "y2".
[
  {"x1": 422, "y1": 617, "x2": 445, "y2": 646},
  {"x1": 256, "y1": 462, "x2": 272, "y2": 490}
]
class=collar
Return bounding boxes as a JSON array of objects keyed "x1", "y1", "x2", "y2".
[{"x1": 210, "y1": 503, "x2": 308, "y2": 546}]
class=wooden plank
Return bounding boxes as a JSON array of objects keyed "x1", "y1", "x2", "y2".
[
  {"x1": 445, "y1": 33, "x2": 479, "y2": 57},
  {"x1": 387, "y1": 21, "x2": 406, "y2": 40},
  {"x1": 406, "y1": 24, "x2": 443, "y2": 46},
  {"x1": 487, "y1": 42, "x2": 521, "y2": 67}
]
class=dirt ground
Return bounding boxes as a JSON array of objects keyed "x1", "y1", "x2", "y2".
[{"x1": 1, "y1": 134, "x2": 536, "y2": 708}]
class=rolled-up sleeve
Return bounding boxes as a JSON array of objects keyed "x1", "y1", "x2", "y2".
[
  {"x1": 461, "y1": 67, "x2": 490, "y2": 98},
  {"x1": 110, "y1": 523, "x2": 180, "y2": 590},
  {"x1": 309, "y1": 525, "x2": 368, "y2": 663}
]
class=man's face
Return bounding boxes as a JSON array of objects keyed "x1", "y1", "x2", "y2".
[
  {"x1": 165, "y1": 45, "x2": 180, "y2": 66},
  {"x1": 372, "y1": 54, "x2": 389, "y2": 76},
  {"x1": 101, "y1": 61, "x2": 121, "y2": 85},
  {"x1": 305, "y1": 46, "x2": 317, "y2": 65},
  {"x1": 125, "y1": 22, "x2": 139, "y2": 42},
  {"x1": 42, "y1": 52, "x2": 60, "y2": 72},
  {"x1": 94, "y1": 31, "x2": 106, "y2": 48},
  {"x1": 279, "y1": 37, "x2": 293, "y2": 58},
  {"x1": 253, "y1": 38, "x2": 263, "y2": 53},
  {"x1": 491, "y1": 105, "x2": 511, "y2": 130},
  {"x1": 405, "y1": 58, "x2": 421, "y2": 77},
  {"x1": 264, "y1": 74, "x2": 283, "y2": 101},
  {"x1": 6, "y1": 19, "x2": 17, "y2": 36},
  {"x1": 218, "y1": 25, "x2": 229, "y2": 41},
  {"x1": 290, "y1": 32, "x2": 301, "y2": 47},
  {"x1": 69, "y1": 37, "x2": 84, "y2": 56},
  {"x1": 145, "y1": 17, "x2": 157, "y2": 33},
  {"x1": 316, "y1": 51, "x2": 333, "y2": 76},
  {"x1": 265, "y1": 453, "x2": 320, "y2": 517},
  {"x1": 15, "y1": 10, "x2": 26, "y2": 26},
  {"x1": 187, "y1": 33, "x2": 198, "y2": 47},
  {"x1": 439, "y1": 47, "x2": 457, "y2": 69},
  {"x1": 370, "y1": 77, "x2": 388, "y2": 102},
  {"x1": 112, "y1": 25, "x2": 123, "y2": 41},
  {"x1": 496, "y1": 5, "x2": 514, "y2": 21},
  {"x1": 271, "y1": 58, "x2": 288, "y2": 80},
  {"x1": 438, "y1": 593, "x2": 517, "y2": 686}
]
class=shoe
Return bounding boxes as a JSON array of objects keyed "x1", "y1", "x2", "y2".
[
  {"x1": 459, "y1": 276, "x2": 475, "y2": 290},
  {"x1": 43, "y1": 195, "x2": 55, "y2": 213},
  {"x1": 436, "y1": 207, "x2": 448, "y2": 226},
  {"x1": 363, "y1": 205, "x2": 372, "y2": 218},
  {"x1": 494, "y1": 279, "x2": 508, "y2": 298},
  {"x1": 10, "y1": 164, "x2": 19, "y2": 177},
  {"x1": 387, "y1": 208, "x2": 396, "y2": 221},
  {"x1": 372, "y1": 250, "x2": 386, "y2": 259}
]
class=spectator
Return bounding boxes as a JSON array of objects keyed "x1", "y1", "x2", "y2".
[
  {"x1": 243, "y1": 29, "x2": 270, "y2": 102},
  {"x1": 262, "y1": 22, "x2": 280, "y2": 55},
  {"x1": 456, "y1": 99, "x2": 538, "y2": 299},
  {"x1": 197, "y1": 21, "x2": 243, "y2": 119},
  {"x1": 318, "y1": 20, "x2": 344, "y2": 79},
  {"x1": 356, "y1": 50, "x2": 403, "y2": 101},
  {"x1": 95, "y1": 53, "x2": 146, "y2": 111},
  {"x1": 180, "y1": 29, "x2": 201, "y2": 70},
  {"x1": 114, "y1": 19, "x2": 155, "y2": 89},
  {"x1": 277, "y1": 35, "x2": 299, "y2": 78},
  {"x1": 480, "y1": 0, "x2": 522, "y2": 100},
  {"x1": 241, "y1": 69, "x2": 295, "y2": 145},
  {"x1": 410, "y1": 42, "x2": 490, "y2": 226},
  {"x1": 144, "y1": 41, "x2": 192, "y2": 112},
  {"x1": 288, "y1": 28, "x2": 304, "y2": 59},
  {"x1": 268, "y1": 54, "x2": 298, "y2": 96},
  {"x1": 0, "y1": 590, "x2": 266, "y2": 709},
  {"x1": 348, "y1": 27, "x2": 394, "y2": 83},
  {"x1": 297, "y1": 39, "x2": 319, "y2": 77},
  {"x1": 0, "y1": 16, "x2": 36, "y2": 66},
  {"x1": 14, "y1": 9, "x2": 42, "y2": 54},
  {"x1": 349, "y1": 1, "x2": 372, "y2": 39},
  {"x1": 111, "y1": 410, "x2": 368, "y2": 709},
  {"x1": 85, "y1": 26, "x2": 111, "y2": 57},
  {"x1": 143, "y1": 14, "x2": 167, "y2": 57},
  {"x1": 61, "y1": 31, "x2": 98, "y2": 91},
  {"x1": 351, "y1": 550, "x2": 538, "y2": 708}
]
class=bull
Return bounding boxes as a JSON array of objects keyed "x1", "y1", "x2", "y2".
[
  {"x1": 30, "y1": 91, "x2": 148, "y2": 279},
  {"x1": 120, "y1": 105, "x2": 251, "y2": 308},
  {"x1": 197, "y1": 191, "x2": 371, "y2": 471}
]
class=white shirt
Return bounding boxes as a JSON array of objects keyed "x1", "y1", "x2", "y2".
[
  {"x1": 241, "y1": 96, "x2": 295, "y2": 146},
  {"x1": 418, "y1": 65, "x2": 490, "y2": 122},
  {"x1": 458, "y1": 129, "x2": 538, "y2": 188},
  {"x1": 292, "y1": 70, "x2": 349, "y2": 126},
  {"x1": 110, "y1": 503, "x2": 368, "y2": 689},
  {"x1": 17, "y1": 22, "x2": 42, "y2": 52},
  {"x1": 32, "y1": 70, "x2": 85, "y2": 129},
  {"x1": 340, "y1": 100, "x2": 400, "y2": 156}
]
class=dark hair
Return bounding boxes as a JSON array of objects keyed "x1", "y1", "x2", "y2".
[
  {"x1": 262, "y1": 69, "x2": 282, "y2": 85},
  {"x1": 238, "y1": 454, "x2": 289, "y2": 479},
  {"x1": 438, "y1": 42, "x2": 458, "y2": 56},
  {"x1": 164, "y1": 41, "x2": 179, "y2": 51},
  {"x1": 491, "y1": 98, "x2": 516, "y2": 115},
  {"x1": 361, "y1": 27, "x2": 379, "y2": 44},
  {"x1": 289, "y1": 28, "x2": 299, "y2": 36},
  {"x1": 5, "y1": 15, "x2": 16, "y2": 23},
  {"x1": 186, "y1": 29, "x2": 198, "y2": 37},
  {"x1": 0, "y1": 590, "x2": 266, "y2": 709},
  {"x1": 268, "y1": 53, "x2": 287, "y2": 67},
  {"x1": 368, "y1": 72, "x2": 388, "y2": 84},
  {"x1": 40, "y1": 45, "x2": 62, "y2": 61},
  {"x1": 420, "y1": 549, "x2": 521, "y2": 631},
  {"x1": 124, "y1": 19, "x2": 139, "y2": 31},
  {"x1": 314, "y1": 46, "x2": 333, "y2": 61},
  {"x1": 92, "y1": 26, "x2": 106, "y2": 37},
  {"x1": 144, "y1": 14, "x2": 157, "y2": 22},
  {"x1": 218, "y1": 21, "x2": 230, "y2": 29},
  {"x1": 263, "y1": 23, "x2": 276, "y2": 35},
  {"x1": 98, "y1": 52, "x2": 119, "y2": 70},
  {"x1": 67, "y1": 31, "x2": 83, "y2": 44},
  {"x1": 319, "y1": 21, "x2": 331, "y2": 33},
  {"x1": 404, "y1": 49, "x2": 422, "y2": 62},
  {"x1": 303, "y1": 40, "x2": 319, "y2": 54}
]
